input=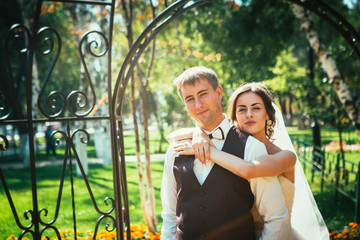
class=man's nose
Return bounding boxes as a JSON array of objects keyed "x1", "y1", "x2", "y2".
[{"x1": 195, "y1": 97, "x2": 202, "y2": 109}]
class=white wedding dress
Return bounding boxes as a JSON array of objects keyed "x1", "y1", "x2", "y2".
[
  {"x1": 251, "y1": 174, "x2": 305, "y2": 239},
  {"x1": 250, "y1": 103, "x2": 329, "y2": 240}
]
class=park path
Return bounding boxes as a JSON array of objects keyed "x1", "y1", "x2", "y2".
[{"x1": 0, "y1": 153, "x2": 166, "y2": 169}]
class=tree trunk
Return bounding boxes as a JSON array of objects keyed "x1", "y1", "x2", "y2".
[
  {"x1": 291, "y1": 3, "x2": 360, "y2": 137},
  {"x1": 121, "y1": 0, "x2": 157, "y2": 233},
  {"x1": 148, "y1": 88, "x2": 165, "y2": 153},
  {"x1": 136, "y1": 65, "x2": 157, "y2": 233}
]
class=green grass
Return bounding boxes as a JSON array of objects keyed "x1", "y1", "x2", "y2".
[
  {"x1": 305, "y1": 168, "x2": 356, "y2": 232},
  {"x1": 1, "y1": 126, "x2": 359, "y2": 239},
  {"x1": 1, "y1": 159, "x2": 358, "y2": 239},
  {"x1": 0, "y1": 162, "x2": 164, "y2": 239},
  {"x1": 288, "y1": 127, "x2": 360, "y2": 146}
]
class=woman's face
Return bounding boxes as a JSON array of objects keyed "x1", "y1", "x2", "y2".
[{"x1": 235, "y1": 92, "x2": 269, "y2": 140}]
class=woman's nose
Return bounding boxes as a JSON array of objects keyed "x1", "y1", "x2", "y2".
[{"x1": 246, "y1": 109, "x2": 253, "y2": 118}]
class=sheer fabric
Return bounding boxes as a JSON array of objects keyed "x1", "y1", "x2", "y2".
[{"x1": 272, "y1": 103, "x2": 329, "y2": 240}]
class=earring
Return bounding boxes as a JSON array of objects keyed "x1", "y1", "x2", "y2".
[{"x1": 266, "y1": 120, "x2": 272, "y2": 137}]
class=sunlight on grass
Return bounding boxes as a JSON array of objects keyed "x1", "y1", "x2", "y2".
[{"x1": 0, "y1": 162, "x2": 164, "y2": 239}]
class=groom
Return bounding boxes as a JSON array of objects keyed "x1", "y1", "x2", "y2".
[{"x1": 160, "y1": 66, "x2": 290, "y2": 240}]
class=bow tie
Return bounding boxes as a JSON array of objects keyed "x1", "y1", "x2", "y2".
[{"x1": 208, "y1": 127, "x2": 224, "y2": 140}]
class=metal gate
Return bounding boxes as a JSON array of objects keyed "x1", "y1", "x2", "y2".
[{"x1": 1, "y1": 0, "x2": 359, "y2": 239}]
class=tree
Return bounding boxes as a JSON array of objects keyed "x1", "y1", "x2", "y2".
[{"x1": 291, "y1": 3, "x2": 360, "y2": 137}]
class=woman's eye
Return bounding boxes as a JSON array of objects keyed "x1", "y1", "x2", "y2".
[
  {"x1": 253, "y1": 107, "x2": 261, "y2": 111},
  {"x1": 238, "y1": 108, "x2": 246, "y2": 113}
]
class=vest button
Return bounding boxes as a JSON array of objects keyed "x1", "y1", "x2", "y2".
[
  {"x1": 199, "y1": 206, "x2": 205, "y2": 211},
  {"x1": 200, "y1": 191, "x2": 206, "y2": 196},
  {"x1": 200, "y1": 234, "x2": 205, "y2": 238},
  {"x1": 199, "y1": 220, "x2": 205, "y2": 225}
]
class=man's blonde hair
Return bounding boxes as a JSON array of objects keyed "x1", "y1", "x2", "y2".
[{"x1": 174, "y1": 66, "x2": 220, "y2": 98}]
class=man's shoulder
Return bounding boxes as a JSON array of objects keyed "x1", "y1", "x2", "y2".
[{"x1": 227, "y1": 126, "x2": 250, "y2": 142}]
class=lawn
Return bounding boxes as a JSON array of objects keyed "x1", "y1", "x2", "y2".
[
  {"x1": 0, "y1": 162, "x2": 164, "y2": 239},
  {"x1": 1, "y1": 126, "x2": 359, "y2": 239}
]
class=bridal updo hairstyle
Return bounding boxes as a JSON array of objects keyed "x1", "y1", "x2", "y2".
[{"x1": 228, "y1": 82, "x2": 276, "y2": 139}]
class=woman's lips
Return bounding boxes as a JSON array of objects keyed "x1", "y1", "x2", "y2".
[{"x1": 245, "y1": 121, "x2": 256, "y2": 126}]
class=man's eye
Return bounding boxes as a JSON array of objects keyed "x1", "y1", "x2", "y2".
[{"x1": 186, "y1": 98, "x2": 194, "y2": 103}]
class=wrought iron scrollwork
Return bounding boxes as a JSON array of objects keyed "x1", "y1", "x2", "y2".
[
  {"x1": 0, "y1": 135, "x2": 9, "y2": 151},
  {"x1": 0, "y1": 169, "x2": 35, "y2": 234},
  {"x1": 70, "y1": 129, "x2": 115, "y2": 214},
  {"x1": 39, "y1": 226, "x2": 61, "y2": 240},
  {"x1": 67, "y1": 30, "x2": 110, "y2": 118},
  {"x1": 2, "y1": 24, "x2": 30, "y2": 120},
  {"x1": 111, "y1": 1, "x2": 211, "y2": 238},
  {"x1": 36, "y1": 27, "x2": 63, "y2": 118}
]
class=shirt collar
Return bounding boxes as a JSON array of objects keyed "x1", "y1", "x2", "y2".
[{"x1": 201, "y1": 113, "x2": 231, "y2": 138}]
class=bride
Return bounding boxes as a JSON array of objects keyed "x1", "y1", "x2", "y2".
[{"x1": 167, "y1": 82, "x2": 329, "y2": 240}]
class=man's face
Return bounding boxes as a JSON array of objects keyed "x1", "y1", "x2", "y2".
[{"x1": 180, "y1": 78, "x2": 223, "y2": 131}]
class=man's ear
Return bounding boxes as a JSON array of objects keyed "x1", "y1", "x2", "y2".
[{"x1": 216, "y1": 85, "x2": 223, "y2": 101}]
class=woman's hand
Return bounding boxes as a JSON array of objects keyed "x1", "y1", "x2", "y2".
[
  {"x1": 192, "y1": 128, "x2": 214, "y2": 164},
  {"x1": 173, "y1": 140, "x2": 194, "y2": 155}
]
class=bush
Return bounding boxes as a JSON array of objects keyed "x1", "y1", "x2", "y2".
[
  {"x1": 5, "y1": 223, "x2": 161, "y2": 240},
  {"x1": 330, "y1": 222, "x2": 360, "y2": 239}
]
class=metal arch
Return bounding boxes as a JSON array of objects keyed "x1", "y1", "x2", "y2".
[
  {"x1": 1, "y1": 0, "x2": 359, "y2": 239},
  {"x1": 110, "y1": 0, "x2": 360, "y2": 237},
  {"x1": 286, "y1": 0, "x2": 360, "y2": 58}
]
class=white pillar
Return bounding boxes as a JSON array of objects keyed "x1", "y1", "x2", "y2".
[{"x1": 75, "y1": 133, "x2": 88, "y2": 177}]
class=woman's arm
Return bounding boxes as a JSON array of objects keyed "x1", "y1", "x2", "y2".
[
  {"x1": 173, "y1": 132, "x2": 297, "y2": 179},
  {"x1": 166, "y1": 128, "x2": 195, "y2": 144},
  {"x1": 208, "y1": 147, "x2": 296, "y2": 180}
]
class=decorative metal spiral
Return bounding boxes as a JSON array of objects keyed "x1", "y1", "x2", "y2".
[
  {"x1": 0, "y1": 92, "x2": 10, "y2": 121},
  {"x1": 37, "y1": 129, "x2": 68, "y2": 227},
  {"x1": 71, "y1": 129, "x2": 90, "y2": 144},
  {"x1": 81, "y1": 31, "x2": 109, "y2": 58},
  {"x1": 44, "y1": 91, "x2": 67, "y2": 118},
  {"x1": 23, "y1": 209, "x2": 35, "y2": 228},
  {"x1": 7, "y1": 24, "x2": 31, "y2": 54},
  {"x1": 36, "y1": 27, "x2": 63, "y2": 118},
  {"x1": 67, "y1": 90, "x2": 91, "y2": 117},
  {"x1": 69, "y1": 31, "x2": 109, "y2": 118},
  {"x1": 35, "y1": 27, "x2": 59, "y2": 56},
  {"x1": 3, "y1": 24, "x2": 30, "y2": 120},
  {"x1": 93, "y1": 215, "x2": 116, "y2": 237},
  {"x1": 0, "y1": 135, "x2": 9, "y2": 151},
  {"x1": 39, "y1": 226, "x2": 61, "y2": 240},
  {"x1": 68, "y1": 129, "x2": 115, "y2": 215}
]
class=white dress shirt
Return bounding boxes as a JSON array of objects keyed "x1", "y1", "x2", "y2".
[{"x1": 160, "y1": 117, "x2": 290, "y2": 240}]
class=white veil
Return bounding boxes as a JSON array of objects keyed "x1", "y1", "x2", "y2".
[{"x1": 272, "y1": 103, "x2": 329, "y2": 240}]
